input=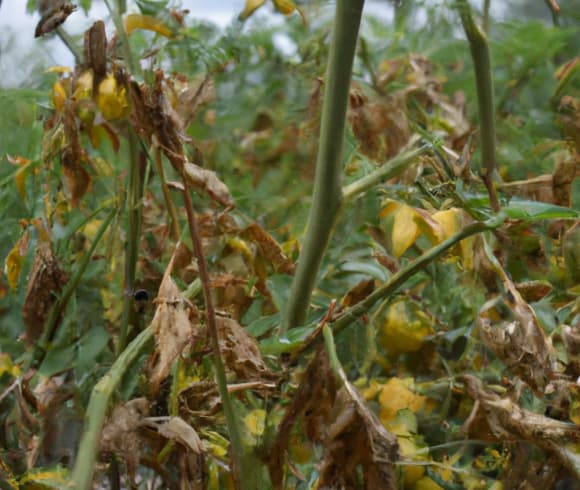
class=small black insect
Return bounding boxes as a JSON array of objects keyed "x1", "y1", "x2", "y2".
[{"x1": 133, "y1": 289, "x2": 150, "y2": 314}]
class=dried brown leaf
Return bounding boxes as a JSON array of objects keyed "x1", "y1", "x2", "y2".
[
  {"x1": 461, "y1": 375, "x2": 580, "y2": 478},
  {"x1": 241, "y1": 223, "x2": 295, "y2": 274},
  {"x1": 83, "y1": 21, "x2": 107, "y2": 93},
  {"x1": 149, "y1": 274, "x2": 198, "y2": 392},
  {"x1": 475, "y1": 237, "x2": 553, "y2": 392},
  {"x1": 183, "y1": 162, "x2": 234, "y2": 208},
  {"x1": 35, "y1": 3, "x2": 77, "y2": 38},
  {"x1": 268, "y1": 349, "x2": 398, "y2": 489},
  {"x1": 101, "y1": 398, "x2": 149, "y2": 479},
  {"x1": 22, "y1": 242, "x2": 69, "y2": 345},
  {"x1": 216, "y1": 316, "x2": 277, "y2": 382},
  {"x1": 142, "y1": 416, "x2": 203, "y2": 453}
]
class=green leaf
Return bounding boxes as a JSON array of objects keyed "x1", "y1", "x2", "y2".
[
  {"x1": 246, "y1": 313, "x2": 280, "y2": 337},
  {"x1": 259, "y1": 324, "x2": 317, "y2": 355},
  {"x1": 500, "y1": 200, "x2": 579, "y2": 221}
]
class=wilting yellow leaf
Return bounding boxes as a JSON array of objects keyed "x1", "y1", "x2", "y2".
[
  {"x1": 244, "y1": 409, "x2": 266, "y2": 442},
  {"x1": 239, "y1": 0, "x2": 267, "y2": 20},
  {"x1": 273, "y1": 0, "x2": 296, "y2": 14},
  {"x1": 378, "y1": 298, "x2": 434, "y2": 355},
  {"x1": 380, "y1": 201, "x2": 421, "y2": 257},
  {"x1": 124, "y1": 13, "x2": 173, "y2": 37},
  {"x1": 46, "y1": 65, "x2": 72, "y2": 74},
  {"x1": 0, "y1": 353, "x2": 21, "y2": 377},
  {"x1": 4, "y1": 234, "x2": 28, "y2": 290},
  {"x1": 378, "y1": 377, "x2": 427, "y2": 423},
  {"x1": 432, "y1": 208, "x2": 461, "y2": 237},
  {"x1": 96, "y1": 76, "x2": 129, "y2": 121},
  {"x1": 52, "y1": 80, "x2": 67, "y2": 112}
]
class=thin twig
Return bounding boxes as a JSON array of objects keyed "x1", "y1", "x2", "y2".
[{"x1": 180, "y1": 175, "x2": 246, "y2": 490}]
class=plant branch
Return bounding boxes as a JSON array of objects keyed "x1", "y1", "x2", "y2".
[
  {"x1": 118, "y1": 130, "x2": 144, "y2": 354},
  {"x1": 71, "y1": 326, "x2": 153, "y2": 489},
  {"x1": 332, "y1": 221, "x2": 492, "y2": 336},
  {"x1": 180, "y1": 176, "x2": 246, "y2": 490},
  {"x1": 282, "y1": 0, "x2": 365, "y2": 333},
  {"x1": 454, "y1": 0, "x2": 500, "y2": 212},
  {"x1": 342, "y1": 146, "x2": 428, "y2": 205}
]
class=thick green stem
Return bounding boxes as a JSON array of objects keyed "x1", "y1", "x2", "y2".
[
  {"x1": 118, "y1": 131, "x2": 144, "y2": 354},
  {"x1": 455, "y1": 0, "x2": 500, "y2": 212},
  {"x1": 71, "y1": 327, "x2": 153, "y2": 489},
  {"x1": 482, "y1": 0, "x2": 491, "y2": 34},
  {"x1": 342, "y1": 146, "x2": 428, "y2": 205},
  {"x1": 181, "y1": 178, "x2": 247, "y2": 490},
  {"x1": 282, "y1": 0, "x2": 365, "y2": 332}
]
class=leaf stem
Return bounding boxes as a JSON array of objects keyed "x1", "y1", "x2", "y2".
[
  {"x1": 181, "y1": 176, "x2": 246, "y2": 490},
  {"x1": 332, "y1": 221, "x2": 492, "y2": 335},
  {"x1": 342, "y1": 146, "x2": 428, "y2": 205},
  {"x1": 118, "y1": 130, "x2": 144, "y2": 355},
  {"x1": 282, "y1": 0, "x2": 365, "y2": 333}
]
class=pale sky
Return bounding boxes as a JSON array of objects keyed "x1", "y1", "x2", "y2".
[{"x1": 0, "y1": 1, "x2": 390, "y2": 88}]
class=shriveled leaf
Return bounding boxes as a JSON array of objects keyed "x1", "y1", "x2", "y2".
[
  {"x1": 142, "y1": 416, "x2": 204, "y2": 453},
  {"x1": 35, "y1": 3, "x2": 77, "y2": 38},
  {"x1": 4, "y1": 232, "x2": 29, "y2": 290},
  {"x1": 183, "y1": 162, "x2": 234, "y2": 207},
  {"x1": 22, "y1": 242, "x2": 69, "y2": 345},
  {"x1": 462, "y1": 375, "x2": 580, "y2": 478},
  {"x1": 241, "y1": 223, "x2": 295, "y2": 274},
  {"x1": 17, "y1": 465, "x2": 69, "y2": 488},
  {"x1": 475, "y1": 238, "x2": 553, "y2": 392},
  {"x1": 101, "y1": 398, "x2": 149, "y2": 478},
  {"x1": 124, "y1": 13, "x2": 173, "y2": 38},
  {"x1": 148, "y1": 274, "x2": 198, "y2": 392},
  {"x1": 217, "y1": 316, "x2": 277, "y2": 382}
]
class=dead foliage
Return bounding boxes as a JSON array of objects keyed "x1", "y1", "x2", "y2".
[
  {"x1": 268, "y1": 349, "x2": 398, "y2": 489},
  {"x1": 22, "y1": 242, "x2": 68, "y2": 344},
  {"x1": 474, "y1": 236, "x2": 554, "y2": 392},
  {"x1": 148, "y1": 272, "x2": 200, "y2": 393},
  {"x1": 35, "y1": 2, "x2": 77, "y2": 38},
  {"x1": 216, "y1": 315, "x2": 277, "y2": 383},
  {"x1": 461, "y1": 375, "x2": 580, "y2": 479}
]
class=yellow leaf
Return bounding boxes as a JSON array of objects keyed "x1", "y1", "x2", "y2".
[
  {"x1": 238, "y1": 0, "x2": 267, "y2": 20},
  {"x1": 0, "y1": 353, "x2": 21, "y2": 377},
  {"x1": 45, "y1": 65, "x2": 72, "y2": 74},
  {"x1": 432, "y1": 208, "x2": 461, "y2": 238},
  {"x1": 52, "y1": 81, "x2": 67, "y2": 112},
  {"x1": 96, "y1": 76, "x2": 129, "y2": 121},
  {"x1": 4, "y1": 235, "x2": 28, "y2": 290},
  {"x1": 381, "y1": 201, "x2": 421, "y2": 257},
  {"x1": 413, "y1": 476, "x2": 444, "y2": 490},
  {"x1": 273, "y1": 0, "x2": 296, "y2": 14},
  {"x1": 124, "y1": 13, "x2": 173, "y2": 37},
  {"x1": 378, "y1": 377, "x2": 426, "y2": 423},
  {"x1": 244, "y1": 408, "x2": 266, "y2": 436},
  {"x1": 15, "y1": 166, "x2": 29, "y2": 199},
  {"x1": 378, "y1": 298, "x2": 434, "y2": 355}
]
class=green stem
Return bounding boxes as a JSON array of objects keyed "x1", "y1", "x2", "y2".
[
  {"x1": 181, "y1": 177, "x2": 246, "y2": 490},
  {"x1": 322, "y1": 325, "x2": 344, "y2": 386},
  {"x1": 70, "y1": 327, "x2": 153, "y2": 489},
  {"x1": 342, "y1": 146, "x2": 428, "y2": 205},
  {"x1": 118, "y1": 130, "x2": 144, "y2": 355},
  {"x1": 104, "y1": 0, "x2": 139, "y2": 76},
  {"x1": 332, "y1": 221, "x2": 492, "y2": 336},
  {"x1": 282, "y1": 0, "x2": 365, "y2": 333},
  {"x1": 28, "y1": 205, "x2": 117, "y2": 371},
  {"x1": 454, "y1": 0, "x2": 500, "y2": 212},
  {"x1": 482, "y1": 0, "x2": 491, "y2": 34}
]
